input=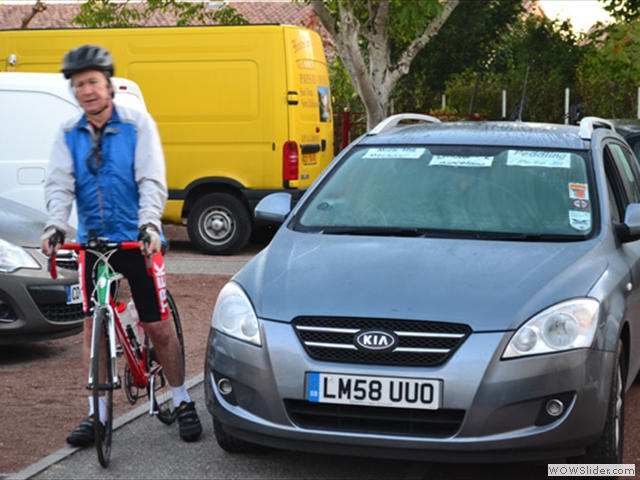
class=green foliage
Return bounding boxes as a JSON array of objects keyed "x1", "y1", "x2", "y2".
[
  {"x1": 577, "y1": 20, "x2": 640, "y2": 118},
  {"x1": 72, "y1": 0, "x2": 248, "y2": 28},
  {"x1": 300, "y1": 0, "x2": 443, "y2": 62},
  {"x1": 600, "y1": 0, "x2": 640, "y2": 22},
  {"x1": 386, "y1": 0, "x2": 443, "y2": 44},
  {"x1": 440, "y1": 15, "x2": 583, "y2": 122},
  {"x1": 391, "y1": 0, "x2": 524, "y2": 114}
]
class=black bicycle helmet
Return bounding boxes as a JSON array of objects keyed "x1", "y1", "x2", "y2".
[{"x1": 61, "y1": 45, "x2": 114, "y2": 79}]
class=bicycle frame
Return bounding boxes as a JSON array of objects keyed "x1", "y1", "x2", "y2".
[{"x1": 51, "y1": 240, "x2": 164, "y2": 416}]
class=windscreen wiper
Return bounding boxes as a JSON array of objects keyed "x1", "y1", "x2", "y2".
[{"x1": 319, "y1": 227, "x2": 427, "y2": 237}]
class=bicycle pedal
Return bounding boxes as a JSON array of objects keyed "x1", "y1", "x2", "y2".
[{"x1": 116, "y1": 345, "x2": 124, "y2": 355}]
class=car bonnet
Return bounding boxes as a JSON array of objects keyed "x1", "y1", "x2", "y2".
[
  {"x1": 0, "y1": 197, "x2": 49, "y2": 248},
  {"x1": 236, "y1": 230, "x2": 607, "y2": 332}
]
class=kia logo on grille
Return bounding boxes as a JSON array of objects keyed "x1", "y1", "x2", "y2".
[{"x1": 355, "y1": 330, "x2": 397, "y2": 352}]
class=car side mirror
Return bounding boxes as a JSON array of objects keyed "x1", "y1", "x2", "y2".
[
  {"x1": 616, "y1": 203, "x2": 640, "y2": 243},
  {"x1": 255, "y1": 193, "x2": 292, "y2": 224}
]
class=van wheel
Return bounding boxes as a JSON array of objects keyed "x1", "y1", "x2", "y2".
[
  {"x1": 187, "y1": 193, "x2": 251, "y2": 256},
  {"x1": 568, "y1": 339, "x2": 626, "y2": 465}
]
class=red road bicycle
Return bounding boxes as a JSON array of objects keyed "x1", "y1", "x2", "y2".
[{"x1": 50, "y1": 233, "x2": 184, "y2": 467}]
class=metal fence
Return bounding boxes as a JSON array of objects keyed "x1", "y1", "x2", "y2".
[{"x1": 333, "y1": 110, "x2": 488, "y2": 156}]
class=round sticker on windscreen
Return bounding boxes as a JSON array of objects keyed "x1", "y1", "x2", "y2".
[{"x1": 572, "y1": 199, "x2": 590, "y2": 210}]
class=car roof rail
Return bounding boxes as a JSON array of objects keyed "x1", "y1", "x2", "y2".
[
  {"x1": 368, "y1": 113, "x2": 442, "y2": 136},
  {"x1": 579, "y1": 116, "x2": 614, "y2": 140}
]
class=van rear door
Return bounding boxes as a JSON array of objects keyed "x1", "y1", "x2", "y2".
[{"x1": 283, "y1": 27, "x2": 334, "y2": 189}]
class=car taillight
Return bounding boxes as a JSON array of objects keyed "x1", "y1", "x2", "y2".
[{"x1": 283, "y1": 141, "x2": 299, "y2": 183}]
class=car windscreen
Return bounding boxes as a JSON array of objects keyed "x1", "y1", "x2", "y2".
[{"x1": 293, "y1": 145, "x2": 595, "y2": 240}]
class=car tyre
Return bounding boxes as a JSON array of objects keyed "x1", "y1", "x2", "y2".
[
  {"x1": 187, "y1": 193, "x2": 252, "y2": 256},
  {"x1": 568, "y1": 339, "x2": 626, "y2": 465},
  {"x1": 213, "y1": 416, "x2": 272, "y2": 454}
]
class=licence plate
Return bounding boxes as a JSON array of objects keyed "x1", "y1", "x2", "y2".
[
  {"x1": 66, "y1": 284, "x2": 82, "y2": 305},
  {"x1": 301, "y1": 153, "x2": 317, "y2": 166},
  {"x1": 306, "y1": 373, "x2": 442, "y2": 410}
]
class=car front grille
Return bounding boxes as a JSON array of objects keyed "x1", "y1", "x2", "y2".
[
  {"x1": 284, "y1": 399, "x2": 464, "y2": 437},
  {"x1": 55, "y1": 252, "x2": 79, "y2": 271},
  {"x1": 292, "y1": 317, "x2": 471, "y2": 366},
  {"x1": 39, "y1": 304, "x2": 84, "y2": 323}
]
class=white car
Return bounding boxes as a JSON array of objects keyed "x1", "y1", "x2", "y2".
[{"x1": 0, "y1": 72, "x2": 147, "y2": 228}]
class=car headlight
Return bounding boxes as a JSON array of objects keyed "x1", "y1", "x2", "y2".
[
  {"x1": 211, "y1": 281, "x2": 261, "y2": 346},
  {"x1": 502, "y1": 298, "x2": 599, "y2": 358},
  {"x1": 0, "y1": 238, "x2": 40, "y2": 273}
]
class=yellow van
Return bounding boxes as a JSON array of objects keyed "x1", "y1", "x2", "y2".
[{"x1": 0, "y1": 25, "x2": 334, "y2": 255}]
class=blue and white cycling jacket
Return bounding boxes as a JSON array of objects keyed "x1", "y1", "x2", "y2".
[{"x1": 44, "y1": 102, "x2": 168, "y2": 243}]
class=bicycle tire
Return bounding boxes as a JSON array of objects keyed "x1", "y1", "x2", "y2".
[
  {"x1": 147, "y1": 289, "x2": 185, "y2": 425},
  {"x1": 92, "y1": 306, "x2": 114, "y2": 468}
]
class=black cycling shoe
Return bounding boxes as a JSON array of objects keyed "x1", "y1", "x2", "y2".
[
  {"x1": 66, "y1": 415, "x2": 102, "y2": 447},
  {"x1": 177, "y1": 401, "x2": 202, "y2": 442}
]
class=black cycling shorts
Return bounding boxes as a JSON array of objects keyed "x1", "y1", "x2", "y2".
[{"x1": 79, "y1": 249, "x2": 168, "y2": 323}]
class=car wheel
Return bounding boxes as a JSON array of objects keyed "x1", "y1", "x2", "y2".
[
  {"x1": 187, "y1": 193, "x2": 251, "y2": 256},
  {"x1": 212, "y1": 416, "x2": 272, "y2": 454},
  {"x1": 568, "y1": 339, "x2": 626, "y2": 465}
]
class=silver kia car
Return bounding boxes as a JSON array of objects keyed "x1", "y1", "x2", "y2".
[
  {"x1": 205, "y1": 114, "x2": 640, "y2": 464},
  {"x1": 0, "y1": 196, "x2": 83, "y2": 345}
]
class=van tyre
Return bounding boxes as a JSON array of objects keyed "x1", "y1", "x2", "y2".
[
  {"x1": 568, "y1": 339, "x2": 626, "y2": 466},
  {"x1": 212, "y1": 416, "x2": 271, "y2": 454},
  {"x1": 187, "y1": 193, "x2": 251, "y2": 256}
]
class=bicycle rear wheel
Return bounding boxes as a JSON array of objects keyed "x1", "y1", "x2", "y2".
[
  {"x1": 147, "y1": 289, "x2": 185, "y2": 425},
  {"x1": 92, "y1": 306, "x2": 114, "y2": 468}
]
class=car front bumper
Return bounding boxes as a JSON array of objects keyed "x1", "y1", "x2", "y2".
[
  {"x1": 204, "y1": 319, "x2": 614, "y2": 462},
  {"x1": 0, "y1": 254, "x2": 84, "y2": 345}
]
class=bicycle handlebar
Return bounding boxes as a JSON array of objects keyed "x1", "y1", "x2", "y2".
[{"x1": 49, "y1": 240, "x2": 140, "y2": 279}]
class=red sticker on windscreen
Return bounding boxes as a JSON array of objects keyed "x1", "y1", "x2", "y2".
[{"x1": 572, "y1": 199, "x2": 590, "y2": 209}]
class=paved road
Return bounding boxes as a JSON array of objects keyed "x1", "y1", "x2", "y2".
[
  {"x1": 164, "y1": 255, "x2": 252, "y2": 276},
  {"x1": 6, "y1": 235, "x2": 639, "y2": 480},
  {"x1": 12, "y1": 377, "x2": 442, "y2": 480}
]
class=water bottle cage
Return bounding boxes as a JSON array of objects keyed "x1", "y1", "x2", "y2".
[{"x1": 125, "y1": 325, "x2": 144, "y2": 360}]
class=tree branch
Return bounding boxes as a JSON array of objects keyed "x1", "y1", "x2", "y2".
[
  {"x1": 390, "y1": 0, "x2": 460, "y2": 84},
  {"x1": 21, "y1": 0, "x2": 47, "y2": 29}
]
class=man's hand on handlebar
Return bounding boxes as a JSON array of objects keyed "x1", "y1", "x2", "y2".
[
  {"x1": 137, "y1": 224, "x2": 162, "y2": 256},
  {"x1": 40, "y1": 227, "x2": 65, "y2": 257}
]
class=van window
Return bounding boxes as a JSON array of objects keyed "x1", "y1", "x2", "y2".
[{"x1": 0, "y1": 91, "x2": 79, "y2": 161}]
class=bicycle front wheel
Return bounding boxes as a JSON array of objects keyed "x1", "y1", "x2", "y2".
[{"x1": 92, "y1": 306, "x2": 114, "y2": 468}]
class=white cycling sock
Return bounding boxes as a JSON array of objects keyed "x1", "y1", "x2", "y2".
[
  {"x1": 171, "y1": 384, "x2": 191, "y2": 408},
  {"x1": 87, "y1": 396, "x2": 107, "y2": 425}
]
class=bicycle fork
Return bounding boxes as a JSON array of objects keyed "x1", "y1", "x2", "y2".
[{"x1": 88, "y1": 305, "x2": 120, "y2": 388}]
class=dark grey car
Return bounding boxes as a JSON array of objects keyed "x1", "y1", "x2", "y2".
[
  {"x1": 0, "y1": 196, "x2": 83, "y2": 344},
  {"x1": 205, "y1": 115, "x2": 640, "y2": 464}
]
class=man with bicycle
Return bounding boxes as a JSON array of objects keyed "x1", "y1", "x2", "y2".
[{"x1": 40, "y1": 45, "x2": 202, "y2": 446}]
